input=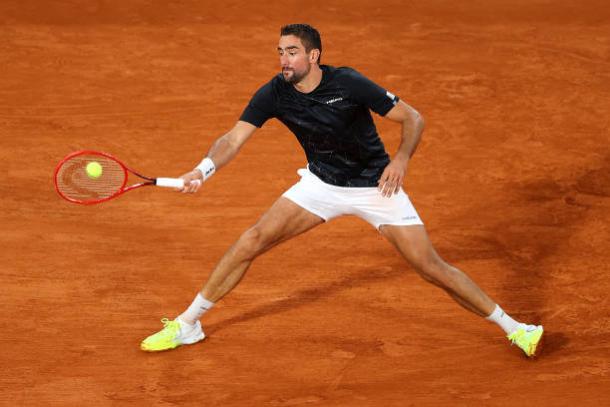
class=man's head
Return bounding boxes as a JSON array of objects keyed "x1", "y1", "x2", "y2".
[{"x1": 278, "y1": 24, "x2": 322, "y2": 84}]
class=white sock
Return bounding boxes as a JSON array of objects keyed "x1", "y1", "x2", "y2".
[
  {"x1": 178, "y1": 293, "x2": 215, "y2": 326},
  {"x1": 486, "y1": 304, "x2": 520, "y2": 335}
]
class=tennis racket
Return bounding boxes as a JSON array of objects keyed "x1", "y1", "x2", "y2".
[{"x1": 54, "y1": 150, "x2": 185, "y2": 205}]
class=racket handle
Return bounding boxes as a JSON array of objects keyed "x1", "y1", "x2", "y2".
[{"x1": 155, "y1": 177, "x2": 185, "y2": 188}]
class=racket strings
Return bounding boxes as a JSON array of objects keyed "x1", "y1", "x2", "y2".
[{"x1": 55, "y1": 154, "x2": 126, "y2": 202}]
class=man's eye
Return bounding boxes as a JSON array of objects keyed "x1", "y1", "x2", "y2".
[{"x1": 289, "y1": 52, "x2": 296, "y2": 56}]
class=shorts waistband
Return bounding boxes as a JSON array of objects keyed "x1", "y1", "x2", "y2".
[{"x1": 299, "y1": 167, "x2": 378, "y2": 192}]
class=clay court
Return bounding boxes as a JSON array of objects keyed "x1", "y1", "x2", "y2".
[{"x1": 1, "y1": 0, "x2": 609, "y2": 405}]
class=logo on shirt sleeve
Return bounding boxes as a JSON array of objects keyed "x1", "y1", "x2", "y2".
[{"x1": 386, "y1": 91, "x2": 398, "y2": 105}]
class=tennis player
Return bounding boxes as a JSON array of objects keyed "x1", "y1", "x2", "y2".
[{"x1": 141, "y1": 24, "x2": 544, "y2": 357}]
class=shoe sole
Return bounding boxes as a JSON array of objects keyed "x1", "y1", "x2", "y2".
[
  {"x1": 524, "y1": 328, "x2": 545, "y2": 359},
  {"x1": 140, "y1": 333, "x2": 206, "y2": 352},
  {"x1": 528, "y1": 329, "x2": 544, "y2": 358}
]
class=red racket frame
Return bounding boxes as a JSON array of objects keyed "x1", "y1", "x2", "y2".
[{"x1": 54, "y1": 150, "x2": 156, "y2": 205}]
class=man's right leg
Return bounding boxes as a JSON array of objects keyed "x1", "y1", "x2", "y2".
[
  {"x1": 201, "y1": 197, "x2": 324, "y2": 302},
  {"x1": 141, "y1": 197, "x2": 324, "y2": 351}
]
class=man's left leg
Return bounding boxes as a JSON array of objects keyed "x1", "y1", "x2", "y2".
[{"x1": 380, "y1": 224, "x2": 544, "y2": 357}]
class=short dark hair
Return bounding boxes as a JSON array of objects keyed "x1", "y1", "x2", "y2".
[{"x1": 280, "y1": 24, "x2": 322, "y2": 64}]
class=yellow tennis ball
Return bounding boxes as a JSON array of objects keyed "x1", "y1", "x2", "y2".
[{"x1": 86, "y1": 161, "x2": 103, "y2": 179}]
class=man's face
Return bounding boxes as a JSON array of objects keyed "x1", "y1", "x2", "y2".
[{"x1": 277, "y1": 35, "x2": 312, "y2": 84}]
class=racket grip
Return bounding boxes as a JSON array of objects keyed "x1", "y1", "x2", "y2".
[{"x1": 155, "y1": 177, "x2": 185, "y2": 188}]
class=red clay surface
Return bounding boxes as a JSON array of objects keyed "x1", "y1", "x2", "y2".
[{"x1": 1, "y1": 1, "x2": 609, "y2": 405}]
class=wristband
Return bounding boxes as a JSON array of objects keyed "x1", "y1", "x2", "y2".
[{"x1": 195, "y1": 157, "x2": 216, "y2": 181}]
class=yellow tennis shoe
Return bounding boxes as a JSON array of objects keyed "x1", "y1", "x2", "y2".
[
  {"x1": 507, "y1": 324, "x2": 544, "y2": 357},
  {"x1": 140, "y1": 318, "x2": 205, "y2": 352}
]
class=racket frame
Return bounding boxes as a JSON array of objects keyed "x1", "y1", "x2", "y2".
[{"x1": 54, "y1": 150, "x2": 158, "y2": 205}]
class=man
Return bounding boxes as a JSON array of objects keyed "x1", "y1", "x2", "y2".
[{"x1": 141, "y1": 24, "x2": 543, "y2": 357}]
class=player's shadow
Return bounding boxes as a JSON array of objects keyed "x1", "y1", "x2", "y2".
[
  {"x1": 541, "y1": 331, "x2": 570, "y2": 357},
  {"x1": 460, "y1": 152, "x2": 608, "y2": 356},
  {"x1": 501, "y1": 154, "x2": 608, "y2": 304},
  {"x1": 205, "y1": 265, "x2": 404, "y2": 335}
]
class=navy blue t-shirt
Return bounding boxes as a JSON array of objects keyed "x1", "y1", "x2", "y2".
[{"x1": 239, "y1": 65, "x2": 399, "y2": 187}]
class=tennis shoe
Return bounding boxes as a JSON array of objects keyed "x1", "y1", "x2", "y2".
[
  {"x1": 140, "y1": 318, "x2": 205, "y2": 352},
  {"x1": 507, "y1": 324, "x2": 544, "y2": 357}
]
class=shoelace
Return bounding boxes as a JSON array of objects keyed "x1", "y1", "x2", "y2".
[{"x1": 158, "y1": 318, "x2": 180, "y2": 338}]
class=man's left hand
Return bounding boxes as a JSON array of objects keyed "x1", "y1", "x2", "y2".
[{"x1": 378, "y1": 157, "x2": 408, "y2": 197}]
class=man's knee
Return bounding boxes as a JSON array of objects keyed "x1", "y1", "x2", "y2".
[
  {"x1": 235, "y1": 226, "x2": 269, "y2": 260},
  {"x1": 412, "y1": 253, "x2": 452, "y2": 286}
]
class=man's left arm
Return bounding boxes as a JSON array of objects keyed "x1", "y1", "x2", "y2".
[{"x1": 378, "y1": 100, "x2": 425, "y2": 197}]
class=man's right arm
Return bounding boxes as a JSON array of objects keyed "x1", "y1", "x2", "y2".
[
  {"x1": 206, "y1": 120, "x2": 258, "y2": 170},
  {"x1": 180, "y1": 120, "x2": 258, "y2": 193}
]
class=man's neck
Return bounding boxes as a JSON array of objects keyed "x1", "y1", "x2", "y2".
[{"x1": 293, "y1": 64, "x2": 323, "y2": 94}]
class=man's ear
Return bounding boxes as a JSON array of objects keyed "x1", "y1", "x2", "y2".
[{"x1": 309, "y1": 49, "x2": 320, "y2": 64}]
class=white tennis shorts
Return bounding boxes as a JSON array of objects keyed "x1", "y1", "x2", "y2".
[{"x1": 282, "y1": 167, "x2": 423, "y2": 230}]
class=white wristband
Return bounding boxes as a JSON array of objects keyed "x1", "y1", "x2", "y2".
[{"x1": 195, "y1": 157, "x2": 216, "y2": 181}]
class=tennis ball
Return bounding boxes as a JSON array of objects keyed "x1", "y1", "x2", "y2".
[{"x1": 86, "y1": 161, "x2": 103, "y2": 179}]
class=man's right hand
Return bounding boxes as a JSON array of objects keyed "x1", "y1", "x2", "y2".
[{"x1": 179, "y1": 169, "x2": 204, "y2": 194}]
